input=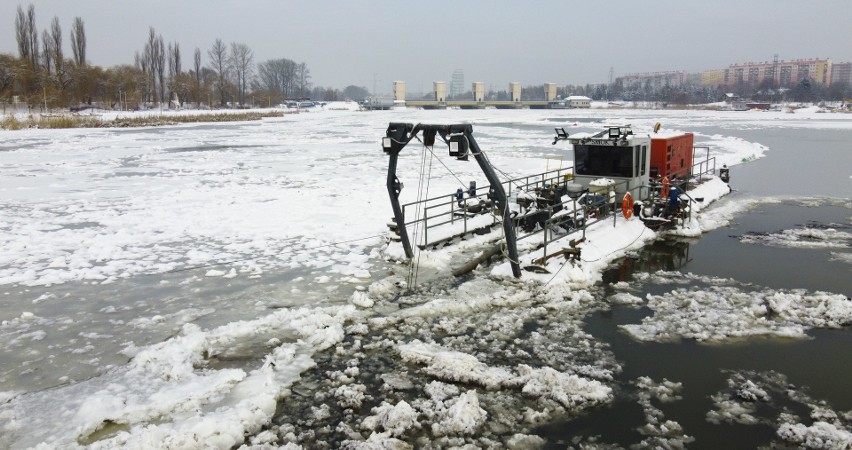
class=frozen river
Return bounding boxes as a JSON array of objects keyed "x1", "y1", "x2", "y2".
[{"x1": 1, "y1": 106, "x2": 850, "y2": 448}]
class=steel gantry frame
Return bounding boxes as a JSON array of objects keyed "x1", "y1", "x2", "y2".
[{"x1": 382, "y1": 122, "x2": 522, "y2": 278}]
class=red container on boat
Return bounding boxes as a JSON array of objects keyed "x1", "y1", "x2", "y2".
[{"x1": 650, "y1": 133, "x2": 694, "y2": 180}]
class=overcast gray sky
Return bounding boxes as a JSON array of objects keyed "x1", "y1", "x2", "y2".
[{"x1": 2, "y1": 0, "x2": 850, "y2": 95}]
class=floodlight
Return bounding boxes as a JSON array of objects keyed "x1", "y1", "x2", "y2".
[
  {"x1": 608, "y1": 127, "x2": 621, "y2": 138},
  {"x1": 448, "y1": 133, "x2": 469, "y2": 159},
  {"x1": 382, "y1": 137, "x2": 392, "y2": 149},
  {"x1": 552, "y1": 127, "x2": 569, "y2": 145}
]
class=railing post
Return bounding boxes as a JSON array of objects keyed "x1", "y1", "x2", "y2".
[
  {"x1": 424, "y1": 209, "x2": 428, "y2": 247},
  {"x1": 613, "y1": 201, "x2": 618, "y2": 227},
  {"x1": 463, "y1": 197, "x2": 468, "y2": 234}
]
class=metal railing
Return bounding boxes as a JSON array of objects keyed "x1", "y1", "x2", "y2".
[
  {"x1": 400, "y1": 167, "x2": 573, "y2": 248},
  {"x1": 531, "y1": 178, "x2": 631, "y2": 256},
  {"x1": 395, "y1": 150, "x2": 719, "y2": 255},
  {"x1": 691, "y1": 146, "x2": 717, "y2": 179},
  {"x1": 532, "y1": 152, "x2": 719, "y2": 257}
]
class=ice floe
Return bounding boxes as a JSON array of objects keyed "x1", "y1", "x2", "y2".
[
  {"x1": 621, "y1": 277, "x2": 851, "y2": 342},
  {"x1": 707, "y1": 370, "x2": 852, "y2": 449},
  {"x1": 739, "y1": 226, "x2": 852, "y2": 249}
]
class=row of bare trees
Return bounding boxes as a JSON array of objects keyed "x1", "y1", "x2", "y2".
[
  {"x1": 2, "y1": 3, "x2": 315, "y2": 111},
  {"x1": 6, "y1": 4, "x2": 90, "y2": 109}
]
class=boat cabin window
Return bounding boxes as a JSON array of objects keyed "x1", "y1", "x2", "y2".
[
  {"x1": 641, "y1": 145, "x2": 647, "y2": 175},
  {"x1": 574, "y1": 144, "x2": 634, "y2": 178},
  {"x1": 634, "y1": 146, "x2": 640, "y2": 177}
]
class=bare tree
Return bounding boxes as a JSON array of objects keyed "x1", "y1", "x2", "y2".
[
  {"x1": 71, "y1": 17, "x2": 86, "y2": 66},
  {"x1": 134, "y1": 51, "x2": 143, "y2": 72},
  {"x1": 207, "y1": 38, "x2": 229, "y2": 106},
  {"x1": 167, "y1": 42, "x2": 182, "y2": 106},
  {"x1": 257, "y1": 59, "x2": 286, "y2": 96},
  {"x1": 41, "y1": 29, "x2": 52, "y2": 74},
  {"x1": 15, "y1": 6, "x2": 30, "y2": 62},
  {"x1": 229, "y1": 42, "x2": 253, "y2": 106},
  {"x1": 193, "y1": 48, "x2": 201, "y2": 79},
  {"x1": 15, "y1": 5, "x2": 40, "y2": 67},
  {"x1": 27, "y1": 5, "x2": 39, "y2": 67},
  {"x1": 0, "y1": 55, "x2": 15, "y2": 94},
  {"x1": 141, "y1": 27, "x2": 166, "y2": 105},
  {"x1": 142, "y1": 28, "x2": 157, "y2": 103},
  {"x1": 156, "y1": 36, "x2": 165, "y2": 105},
  {"x1": 297, "y1": 62, "x2": 311, "y2": 98},
  {"x1": 343, "y1": 85, "x2": 370, "y2": 102},
  {"x1": 193, "y1": 47, "x2": 202, "y2": 106},
  {"x1": 168, "y1": 42, "x2": 181, "y2": 78},
  {"x1": 256, "y1": 58, "x2": 306, "y2": 98},
  {"x1": 284, "y1": 61, "x2": 298, "y2": 97},
  {"x1": 49, "y1": 16, "x2": 63, "y2": 75}
]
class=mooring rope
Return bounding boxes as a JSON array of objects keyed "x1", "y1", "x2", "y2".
[{"x1": 407, "y1": 141, "x2": 436, "y2": 289}]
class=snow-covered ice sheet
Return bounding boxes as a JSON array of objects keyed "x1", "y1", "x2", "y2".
[
  {"x1": 0, "y1": 107, "x2": 789, "y2": 289},
  {"x1": 2, "y1": 106, "x2": 851, "y2": 448},
  {"x1": 0, "y1": 304, "x2": 356, "y2": 448}
]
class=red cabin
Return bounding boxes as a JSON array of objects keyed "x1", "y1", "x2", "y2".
[{"x1": 650, "y1": 133, "x2": 694, "y2": 180}]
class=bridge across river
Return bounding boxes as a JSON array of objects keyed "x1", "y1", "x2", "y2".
[
  {"x1": 403, "y1": 100, "x2": 553, "y2": 109},
  {"x1": 362, "y1": 80, "x2": 592, "y2": 110},
  {"x1": 363, "y1": 99, "x2": 577, "y2": 110}
]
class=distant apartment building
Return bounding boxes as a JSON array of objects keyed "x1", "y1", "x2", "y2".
[
  {"x1": 723, "y1": 58, "x2": 832, "y2": 87},
  {"x1": 830, "y1": 62, "x2": 852, "y2": 85},
  {"x1": 618, "y1": 71, "x2": 687, "y2": 89},
  {"x1": 393, "y1": 81, "x2": 406, "y2": 102},
  {"x1": 699, "y1": 69, "x2": 725, "y2": 86},
  {"x1": 450, "y1": 69, "x2": 465, "y2": 99}
]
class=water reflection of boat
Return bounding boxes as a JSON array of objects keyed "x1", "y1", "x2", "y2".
[{"x1": 381, "y1": 123, "x2": 730, "y2": 281}]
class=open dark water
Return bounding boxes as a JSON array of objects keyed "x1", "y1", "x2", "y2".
[{"x1": 539, "y1": 126, "x2": 851, "y2": 448}]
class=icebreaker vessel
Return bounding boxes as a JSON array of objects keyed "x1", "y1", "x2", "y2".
[{"x1": 381, "y1": 123, "x2": 729, "y2": 280}]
